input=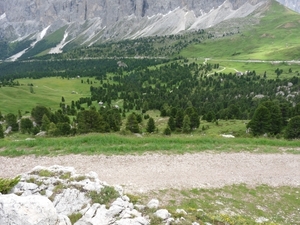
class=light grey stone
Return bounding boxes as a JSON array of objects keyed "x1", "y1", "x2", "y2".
[
  {"x1": 46, "y1": 190, "x2": 53, "y2": 198},
  {"x1": 166, "y1": 217, "x2": 175, "y2": 225},
  {"x1": 147, "y1": 199, "x2": 159, "y2": 209},
  {"x1": 4, "y1": 165, "x2": 151, "y2": 225},
  {"x1": 106, "y1": 204, "x2": 124, "y2": 218},
  {"x1": 154, "y1": 209, "x2": 170, "y2": 220},
  {"x1": 120, "y1": 208, "x2": 142, "y2": 219},
  {"x1": 175, "y1": 209, "x2": 187, "y2": 215},
  {"x1": 134, "y1": 204, "x2": 146, "y2": 211},
  {"x1": 116, "y1": 217, "x2": 149, "y2": 225},
  {"x1": 75, "y1": 204, "x2": 114, "y2": 225},
  {"x1": 13, "y1": 182, "x2": 39, "y2": 193},
  {"x1": 53, "y1": 188, "x2": 90, "y2": 215},
  {"x1": 0, "y1": 194, "x2": 70, "y2": 225}
]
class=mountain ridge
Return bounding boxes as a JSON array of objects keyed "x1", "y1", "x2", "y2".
[{"x1": 0, "y1": 0, "x2": 297, "y2": 60}]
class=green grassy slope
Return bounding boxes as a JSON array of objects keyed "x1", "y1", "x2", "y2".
[
  {"x1": 1, "y1": 132, "x2": 299, "y2": 157},
  {"x1": 19, "y1": 26, "x2": 67, "y2": 59},
  {"x1": 0, "y1": 77, "x2": 95, "y2": 115},
  {"x1": 181, "y1": 0, "x2": 300, "y2": 60}
]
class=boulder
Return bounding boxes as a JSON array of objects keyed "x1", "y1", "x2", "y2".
[
  {"x1": 12, "y1": 182, "x2": 39, "y2": 195},
  {"x1": 0, "y1": 194, "x2": 71, "y2": 225},
  {"x1": 115, "y1": 217, "x2": 149, "y2": 225},
  {"x1": 75, "y1": 204, "x2": 113, "y2": 225},
  {"x1": 4, "y1": 126, "x2": 12, "y2": 134},
  {"x1": 53, "y1": 188, "x2": 90, "y2": 215},
  {"x1": 154, "y1": 209, "x2": 170, "y2": 220},
  {"x1": 147, "y1": 199, "x2": 159, "y2": 209},
  {"x1": 176, "y1": 209, "x2": 187, "y2": 215}
]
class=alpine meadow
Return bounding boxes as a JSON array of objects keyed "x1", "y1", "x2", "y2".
[{"x1": 0, "y1": 0, "x2": 300, "y2": 225}]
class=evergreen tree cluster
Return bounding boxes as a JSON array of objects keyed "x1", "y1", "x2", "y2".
[{"x1": 248, "y1": 101, "x2": 300, "y2": 138}]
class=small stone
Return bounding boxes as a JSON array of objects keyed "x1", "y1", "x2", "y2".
[
  {"x1": 134, "y1": 204, "x2": 145, "y2": 211},
  {"x1": 154, "y1": 209, "x2": 170, "y2": 220},
  {"x1": 147, "y1": 199, "x2": 159, "y2": 209},
  {"x1": 176, "y1": 209, "x2": 187, "y2": 215}
]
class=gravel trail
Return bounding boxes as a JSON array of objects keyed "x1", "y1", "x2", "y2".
[{"x1": 1, "y1": 153, "x2": 299, "y2": 193}]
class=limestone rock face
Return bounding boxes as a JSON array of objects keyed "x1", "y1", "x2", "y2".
[
  {"x1": 0, "y1": 0, "x2": 270, "y2": 59},
  {"x1": 0, "y1": 194, "x2": 71, "y2": 225},
  {"x1": 277, "y1": 0, "x2": 300, "y2": 12},
  {"x1": 1, "y1": 165, "x2": 150, "y2": 225}
]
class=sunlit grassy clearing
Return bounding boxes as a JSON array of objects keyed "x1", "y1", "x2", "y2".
[
  {"x1": 0, "y1": 77, "x2": 95, "y2": 114},
  {"x1": 207, "y1": 60, "x2": 300, "y2": 79}
]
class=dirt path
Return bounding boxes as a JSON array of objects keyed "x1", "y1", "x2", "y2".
[{"x1": 1, "y1": 153, "x2": 299, "y2": 193}]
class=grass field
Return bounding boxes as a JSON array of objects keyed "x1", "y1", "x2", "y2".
[
  {"x1": 207, "y1": 60, "x2": 300, "y2": 79},
  {"x1": 1, "y1": 132, "x2": 299, "y2": 157},
  {"x1": 139, "y1": 184, "x2": 300, "y2": 225},
  {"x1": 0, "y1": 77, "x2": 95, "y2": 115},
  {"x1": 181, "y1": 1, "x2": 300, "y2": 61}
]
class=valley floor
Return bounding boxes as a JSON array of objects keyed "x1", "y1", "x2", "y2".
[{"x1": 1, "y1": 152, "x2": 299, "y2": 193}]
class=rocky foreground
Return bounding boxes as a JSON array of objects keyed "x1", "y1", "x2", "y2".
[
  {"x1": 1, "y1": 151, "x2": 300, "y2": 225},
  {"x1": 0, "y1": 165, "x2": 181, "y2": 225}
]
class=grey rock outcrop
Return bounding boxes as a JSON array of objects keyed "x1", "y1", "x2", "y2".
[
  {"x1": 0, "y1": 194, "x2": 71, "y2": 225},
  {"x1": 0, "y1": 165, "x2": 150, "y2": 225},
  {"x1": 277, "y1": 0, "x2": 300, "y2": 12}
]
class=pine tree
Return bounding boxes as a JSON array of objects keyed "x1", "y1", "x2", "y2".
[
  {"x1": 206, "y1": 111, "x2": 215, "y2": 122},
  {"x1": 175, "y1": 109, "x2": 184, "y2": 129},
  {"x1": 41, "y1": 114, "x2": 51, "y2": 131},
  {"x1": 48, "y1": 122, "x2": 59, "y2": 136},
  {"x1": 125, "y1": 113, "x2": 140, "y2": 133},
  {"x1": 285, "y1": 116, "x2": 300, "y2": 139},
  {"x1": 146, "y1": 117, "x2": 156, "y2": 133},
  {"x1": 31, "y1": 106, "x2": 51, "y2": 126},
  {"x1": 0, "y1": 124, "x2": 4, "y2": 138},
  {"x1": 20, "y1": 118, "x2": 33, "y2": 134},
  {"x1": 5, "y1": 113, "x2": 18, "y2": 131},
  {"x1": 167, "y1": 116, "x2": 176, "y2": 131},
  {"x1": 57, "y1": 122, "x2": 71, "y2": 136},
  {"x1": 77, "y1": 110, "x2": 106, "y2": 133},
  {"x1": 163, "y1": 126, "x2": 171, "y2": 135},
  {"x1": 247, "y1": 105, "x2": 271, "y2": 136},
  {"x1": 184, "y1": 107, "x2": 200, "y2": 129},
  {"x1": 182, "y1": 115, "x2": 191, "y2": 133},
  {"x1": 261, "y1": 101, "x2": 282, "y2": 135}
]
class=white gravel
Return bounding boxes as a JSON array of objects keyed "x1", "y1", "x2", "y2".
[{"x1": 1, "y1": 153, "x2": 300, "y2": 193}]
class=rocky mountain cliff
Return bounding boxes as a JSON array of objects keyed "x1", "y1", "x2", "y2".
[
  {"x1": 277, "y1": 0, "x2": 300, "y2": 12},
  {"x1": 0, "y1": 0, "x2": 295, "y2": 60}
]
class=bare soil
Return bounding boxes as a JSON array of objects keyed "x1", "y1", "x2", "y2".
[{"x1": 1, "y1": 153, "x2": 299, "y2": 193}]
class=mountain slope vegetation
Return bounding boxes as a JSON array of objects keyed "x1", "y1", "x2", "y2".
[{"x1": 181, "y1": 1, "x2": 300, "y2": 60}]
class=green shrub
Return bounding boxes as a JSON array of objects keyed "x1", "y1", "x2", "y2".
[
  {"x1": 0, "y1": 176, "x2": 20, "y2": 194},
  {"x1": 59, "y1": 172, "x2": 71, "y2": 180},
  {"x1": 38, "y1": 170, "x2": 54, "y2": 177},
  {"x1": 68, "y1": 213, "x2": 83, "y2": 224},
  {"x1": 163, "y1": 126, "x2": 171, "y2": 135},
  {"x1": 89, "y1": 186, "x2": 120, "y2": 207},
  {"x1": 126, "y1": 193, "x2": 140, "y2": 204}
]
